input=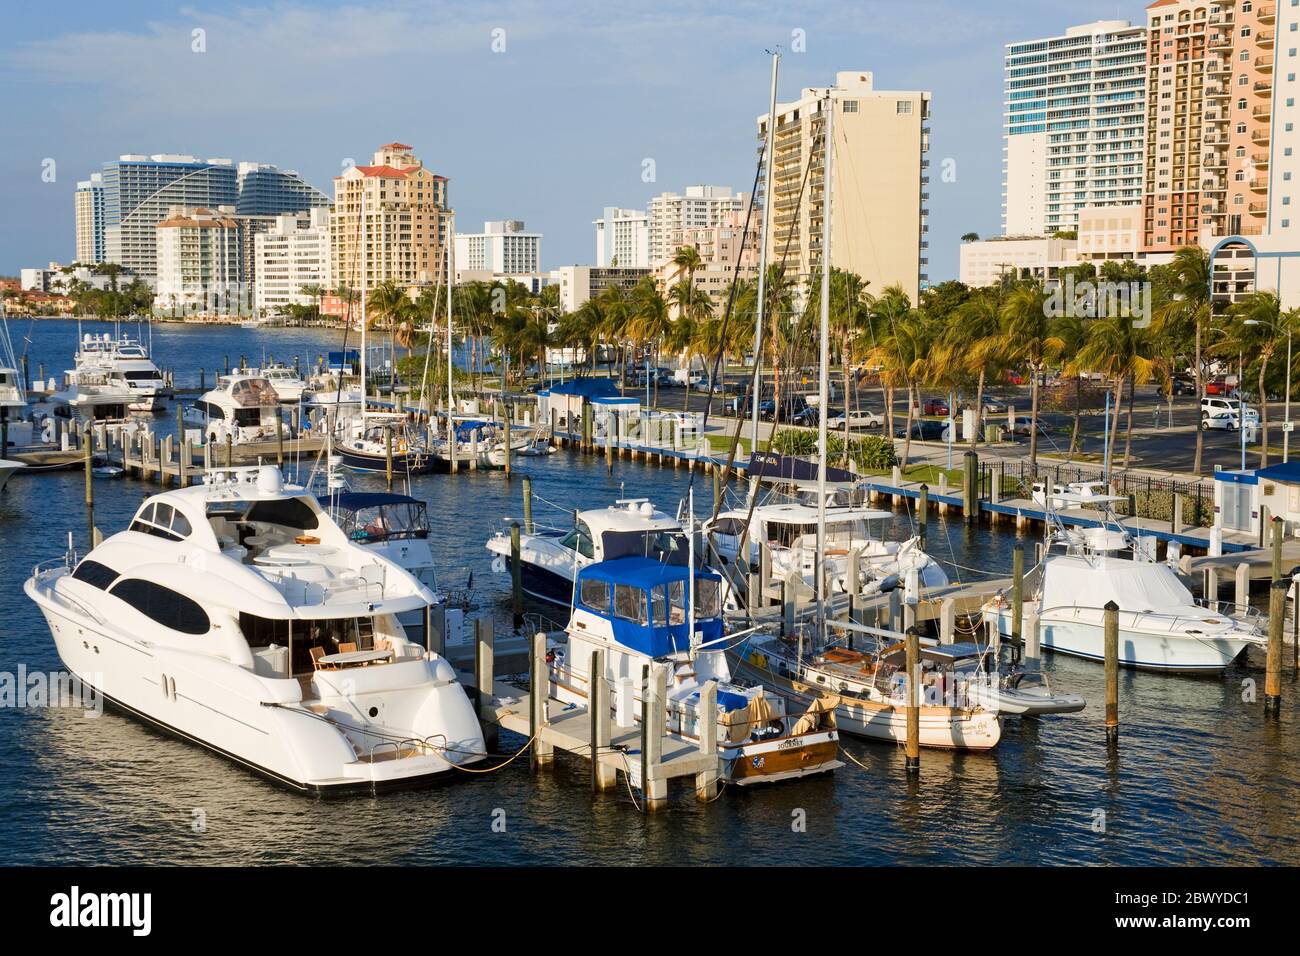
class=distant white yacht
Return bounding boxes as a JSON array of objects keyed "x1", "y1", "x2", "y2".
[
  {"x1": 185, "y1": 372, "x2": 291, "y2": 445},
  {"x1": 25, "y1": 465, "x2": 486, "y2": 791},
  {"x1": 76, "y1": 332, "x2": 166, "y2": 411}
]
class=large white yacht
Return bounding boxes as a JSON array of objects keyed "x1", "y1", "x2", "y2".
[
  {"x1": 48, "y1": 364, "x2": 135, "y2": 423},
  {"x1": 185, "y1": 373, "x2": 291, "y2": 445},
  {"x1": 252, "y1": 362, "x2": 308, "y2": 404},
  {"x1": 982, "y1": 490, "x2": 1265, "y2": 672},
  {"x1": 486, "y1": 498, "x2": 690, "y2": 607},
  {"x1": 708, "y1": 499, "x2": 949, "y2": 596},
  {"x1": 76, "y1": 333, "x2": 166, "y2": 411},
  {"x1": 25, "y1": 465, "x2": 486, "y2": 791}
]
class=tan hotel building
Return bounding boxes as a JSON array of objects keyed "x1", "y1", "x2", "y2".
[
  {"x1": 331, "y1": 142, "x2": 453, "y2": 295},
  {"x1": 757, "y1": 71, "x2": 931, "y2": 303}
]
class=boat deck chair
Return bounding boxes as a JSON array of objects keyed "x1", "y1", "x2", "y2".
[
  {"x1": 310, "y1": 646, "x2": 326, "y2": 670},
  {"x1": 339, "y1": 642, "x2": 358, "y2": 654}
]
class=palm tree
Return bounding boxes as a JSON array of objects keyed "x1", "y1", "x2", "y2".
[
  {"x1": 935, "y1": 286, "x2": 999, "y2": 448},
  {"x1": 670, "y1": 246, "x2": 703, "y2": 312},
  {"x1": 1227, "y1": 291, "x2": 1287, "y2": 467},
  {"x1": 299, "y1": 283, "x2": 325, "y2": 323},
  {"x1": 1071, "y1": 314, "x2": 1154, "y2": 470},
  {"x1": 862, "y1": 286, "x2": 930, "y2": 468},
  {"x1": 998, "y1": 282, "x2": 1064, "y2": 471},
  {"x1": 1050, "y1": 311, "x2": 1089, "y2": 456},
  {"x1": 960, "y1": 232, "x2": 980, "y2": 243},
  {"x1": 1152, "y1": 247, "x2": 1211, "y2": 474}
]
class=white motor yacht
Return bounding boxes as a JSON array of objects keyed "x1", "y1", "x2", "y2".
[
  {"x1": 983, "y1": 492, "x2": 1265, "y2": 672},
  {"x1": 25, "y1": 465, "x2": 486, "y2": 791},
  {"x1": 487, "y1": 498, "x2": 690, "y2": 607},
  {"x1": 0, "y1": 458, "x2": 23, "y2": 493},
  {"x1": 708, "y1": 500, "x2": 949, "y2": 596},
  {"x1": 48, "y1": 365, "x2": 135, "y2": 423},
  {"x1": 76, "y1": 332, "x2": 166, "y2": 411},
  {"x1": 253, "y1": 362, "x2": 307, "y2": 404},
  {"x1": 185, "y1": 373, "x2": 291, "y2": 445}
]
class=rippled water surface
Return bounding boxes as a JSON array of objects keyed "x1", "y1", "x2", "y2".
[{"x1": 1, "y1": 321, "x2": 1296, "y2": 865}]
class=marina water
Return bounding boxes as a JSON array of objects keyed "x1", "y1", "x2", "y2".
[{"x1": 0, "y1": 320, "x2": 1296, "y2": 865}]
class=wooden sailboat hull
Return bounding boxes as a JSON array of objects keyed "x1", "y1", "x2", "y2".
[{"x1": 729, "y1": 651, "x2": 1002, "y2": 751}]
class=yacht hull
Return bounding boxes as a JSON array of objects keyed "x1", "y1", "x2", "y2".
[
  {"x1": 337, "y1": 446, "x2": 437, "y2": 476},
  {"x1": 984, "y1": 606, "x2": 1254, "y2": 672},
  {"x1": 28, "y1": 579, "x2": 486, "y2": 792}
]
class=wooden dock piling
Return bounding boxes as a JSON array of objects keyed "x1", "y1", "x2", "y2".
[
  {"x1": 522, "y1": 476, "x2": 534, "y2": 534},
  {"x1": 475, "y1": 619, "x2": 498, "y2": 750},
  {"x1": 510, "y1": 522, "x2": 523, "y2": 628},
  {"x1": 904, "y1": 626, "x2": 920, "y2": 774},
  {"x1": 1104, "y1": 600, "x2": 1119, "y2": 743},
  {"x1": 1272, "y1": 516, "x2": 1283, "y2": 581},
  {"x1": 83, "y1": 433, "x2": 94, "y2": 548},
  {"x1": 1266, "y1": 579, "x2": 1285, "y2": 716},
  {"x1": 918, "y1": 483, "x2": 928, "y2": 550},
  {"x1": 1011, "y1": 544, "x2": 1024, "y2": 652},
  {"x1": 589, "y1": 649, "x2": 616, "y2": 791}
]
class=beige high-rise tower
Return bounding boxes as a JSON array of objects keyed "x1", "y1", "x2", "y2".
[
  {"x1": 756, "y1": 71, "x2": 930, "y2": 303},
  {"x1": 331, "y1": 142, "x2": 453, "y2": 294}
]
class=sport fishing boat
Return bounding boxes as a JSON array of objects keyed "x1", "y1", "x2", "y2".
[
  {"x1": 708, "y1": 498, "x2": 949, "y2": 595},
  {"x1": 76, "y1": 332, "x2": 166, "y2": 412},
  {"x1": 546, "y1": 557, "x2": 841, "y2": 785},
  {"x1": 24, "y1": 465, "x2": 486, "y2": 791},
  {"x1": 185, "y1": 373, "x2": 291, "y2": 445},
  {"x1": 981, "y1": 491, "x2": 1265, "y2": 671},
  {"x1": 487, "y1": 498, "x2": 689, "y2": 607},
  {"x1": 732, "y1": 631, "x2": 1004, "y2": 749}
]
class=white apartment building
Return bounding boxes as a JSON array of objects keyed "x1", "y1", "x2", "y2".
[
  {"x1": 1003, "y1": 20, "x2": 1147, "y2": 236},
  {"x1": 454, "y1": 220, "x2": 542, "y2": 275},
  {"x1": 958, "y1": 235, "x2": 1079, "y2": 288},
  {"x1": 551, "y1": 265, "x2": 651, "y2": 312},
  {"x1": 254, "y1": 208, "x2": 331, "y2": 314},
  {"x1": 154, "y1": 205, "x2": 244, "y2": 314},
  {"x1": 646, "y1": 186, "x2": 748, "y2": 265},
  {"x1": 593, "y1": 207, "x2": 650, "y2": 267}
]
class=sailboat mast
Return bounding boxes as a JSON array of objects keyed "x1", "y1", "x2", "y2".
[
  {"x1": 816, "y1": 90, "x2": 834, "y2": 636},
  {"x1": 751, "y1": 51, "x2": 780, "y2": 453},
  {"x1": 360, "y1": 187, "x2": 368, "y2": 414},
  {"x1": 687, "y1": 485, "x2": 696, "y2": 654},
  {"x1": 446, "y1": 233, "x2": 455, "y2": 423}
]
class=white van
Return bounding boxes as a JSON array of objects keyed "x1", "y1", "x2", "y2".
[{"x1": 1201, "y1": 396, "x2": 1259, "y2": 428}]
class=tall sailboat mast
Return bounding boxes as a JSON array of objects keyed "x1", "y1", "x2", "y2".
[
  {"x1": 446, "y1": 232, "x2": 455, "y2": 425},
  {"x1": 815, "y1": 90, "x2": 834, "y2": 637},
  {"x1": 751, "y1": 51, "x2": 780, "y2": 454},
  {"x1": 359, "y1": 187, "x2": 368, "y2": 414}
]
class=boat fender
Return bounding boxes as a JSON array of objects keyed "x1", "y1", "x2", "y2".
[{"x1": 490, "y1": 555, "x2": 506, "y2": 574}]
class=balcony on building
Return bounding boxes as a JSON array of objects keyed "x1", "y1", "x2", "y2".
[
  {"x1": 1253, "y1": 105, "x2": 1272, "y2": 121},
  {"x1": 1255, "y1": 55, "x2": 1273, "y2": 74},
  {"x1": 1252, "y1": 152, "x2": 1269, "y2": 169},
  {"x1": 1249, "y1": 201, "x2": 1268, "y2": 216},
  {"x1": 1250, "y1": 177, "x2": 1269, "y2": 193},
  {"x1": 1257, "y1": 29, "x2": 1274, "y2": 48},
  {"x1": 1255, "y1": 79, "x2": 1273, "y2": 96}
]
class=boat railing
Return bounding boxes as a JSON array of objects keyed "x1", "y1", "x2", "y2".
[
  {"x1": 1038, "y1": 602, "x2": 1256, "y2": 634},
  {"x1": 30, "y1": 563, "x2": 108, "y2": 627}
]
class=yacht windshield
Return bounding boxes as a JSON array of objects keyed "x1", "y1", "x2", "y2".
[{"x1": 339, "y1": 500, "x2": 428, "y2": 542}]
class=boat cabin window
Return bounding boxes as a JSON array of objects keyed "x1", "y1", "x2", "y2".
[
  {"x1": 195, "y1": 400, "x2": 223, "y2": 421},
  {"x1": 232, "y1": 407, "x2": 263, "y2": 427},
  {"x1": 650, "y1": 581, "x2": 689, "y2": 626},
  {"x1": 560, "y1": 520, "x2": 596, "y2": 559},
  {"x1": 579, "y1": 578, "x2": 610, "y2": 612},
  {"x1": 711, "y1": 517, "x2": 747, "y2": 537},
  {"x1": 72, "y1": 559, "x2": 119, "y2": 590},
  {"x1": 613, "y1": 583, "x2": 648, "y2": 625},
  {"x1": 130, "y1": 502, "x2": 188, "y2": 542},
  {"x1": 110, "y1": 578, "x2": 210, "y2": 635},
  {"x1": 240, "y1": 613, "x2": 376, "y2": 674},
  {"x1": 123, "y1": 370, "x2": 157, "y2": 382}
]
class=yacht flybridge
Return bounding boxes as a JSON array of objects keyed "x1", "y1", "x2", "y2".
[
  {"x1": 487, "y1": 498, "x2": 690, "y2": 606},
  {"x1": 185, "y1": 373, "x2": 292, "y2": 445},
  {"x1": 982, "y1": 489, "x2": 1265, "y2": 671},
  {"x1": 76, "y1": 332, "x2": 166, "y2": 412},
  {"x1": 708, "y1": 499, "x2": 949, "y2": 596},
  {"x1": 24, "y1": 465, "x2": 486, "y2": 791}
]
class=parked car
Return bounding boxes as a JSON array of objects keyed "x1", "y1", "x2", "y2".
[
  {"x1": 1201, "y1": 396, "x2": 1259, "y2": 422},
  {"x1": 922, "y1": 398, "x2": 950, "y2": 416},
  {"x1": 1205, "y1": 380, "x2": 1231, "y2": 396},
  {"x1": 758, "y1": 397, "x2": 810, "y2": 422},
  {"x1": 790, "y1": 406, "x2": 820, "y2": 427},
  {"x1": 1009, "y1": 416, "x2": 1052, "y2": 436},
  {"x1": 1171, "y1": 375, "x2": 1195, "y2": 396},
  {"x1": 826, "y1": 408, "x2": 884, "y2": 430},
  {"x1": 895, "y1": 420, "x2": 950, "y2": 441},
  {"x1": 981, "y1": 397, "x2": 1008, "y2": 414},
  {"x1": 1006, "y1": 371, "x2": 1026, "y2": 386}
]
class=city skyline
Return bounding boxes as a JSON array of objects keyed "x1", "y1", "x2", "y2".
[{"x1": 0, "y1": 0, "x2": 1124, "y2": 285}]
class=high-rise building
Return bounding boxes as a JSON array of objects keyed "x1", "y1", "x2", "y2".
[
  {"x1": 551, "y1": 265, "x2": 651, "y2": 312},
  {"x1": 656, "y1": 208, "x2": 760, "y2": 315},
  {"x1": 74, "y1": 173, "x2": 106, "y2": 264},
  {"x1": 154, "y1": 206, "x2": 244, "y2": 314},
  {"x1": 646, "y1": 186, "x2": 748, "y2": 265},
  {"x1": 757, "y1": 71, "x2": 931, "y2": 303},
  {"x1": 102, "y1": 154, "x2": 238, "y2": 279},
  {"x1": 331, "y1": 142, "x2": 453, "y2": 295},
  {"x1": 593, "y1": 207, "x2": 650, "y2": 267},
  {"x1": 254, "y1": 209, "x2": 331, "y2": 314},
  {"x1": 454, "y1": 220, "x2": 542, "y2": 275},
  {"x1": 235, "y1": 162, "x2": 330, "y2": 217},
  {"x1": 1003, "y1": 20, "x2": 1148, "y2": 236}
]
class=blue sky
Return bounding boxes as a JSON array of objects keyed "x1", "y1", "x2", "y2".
[{"x1": 0, "y1": 0, "x2": 1143, "y2": 286}]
